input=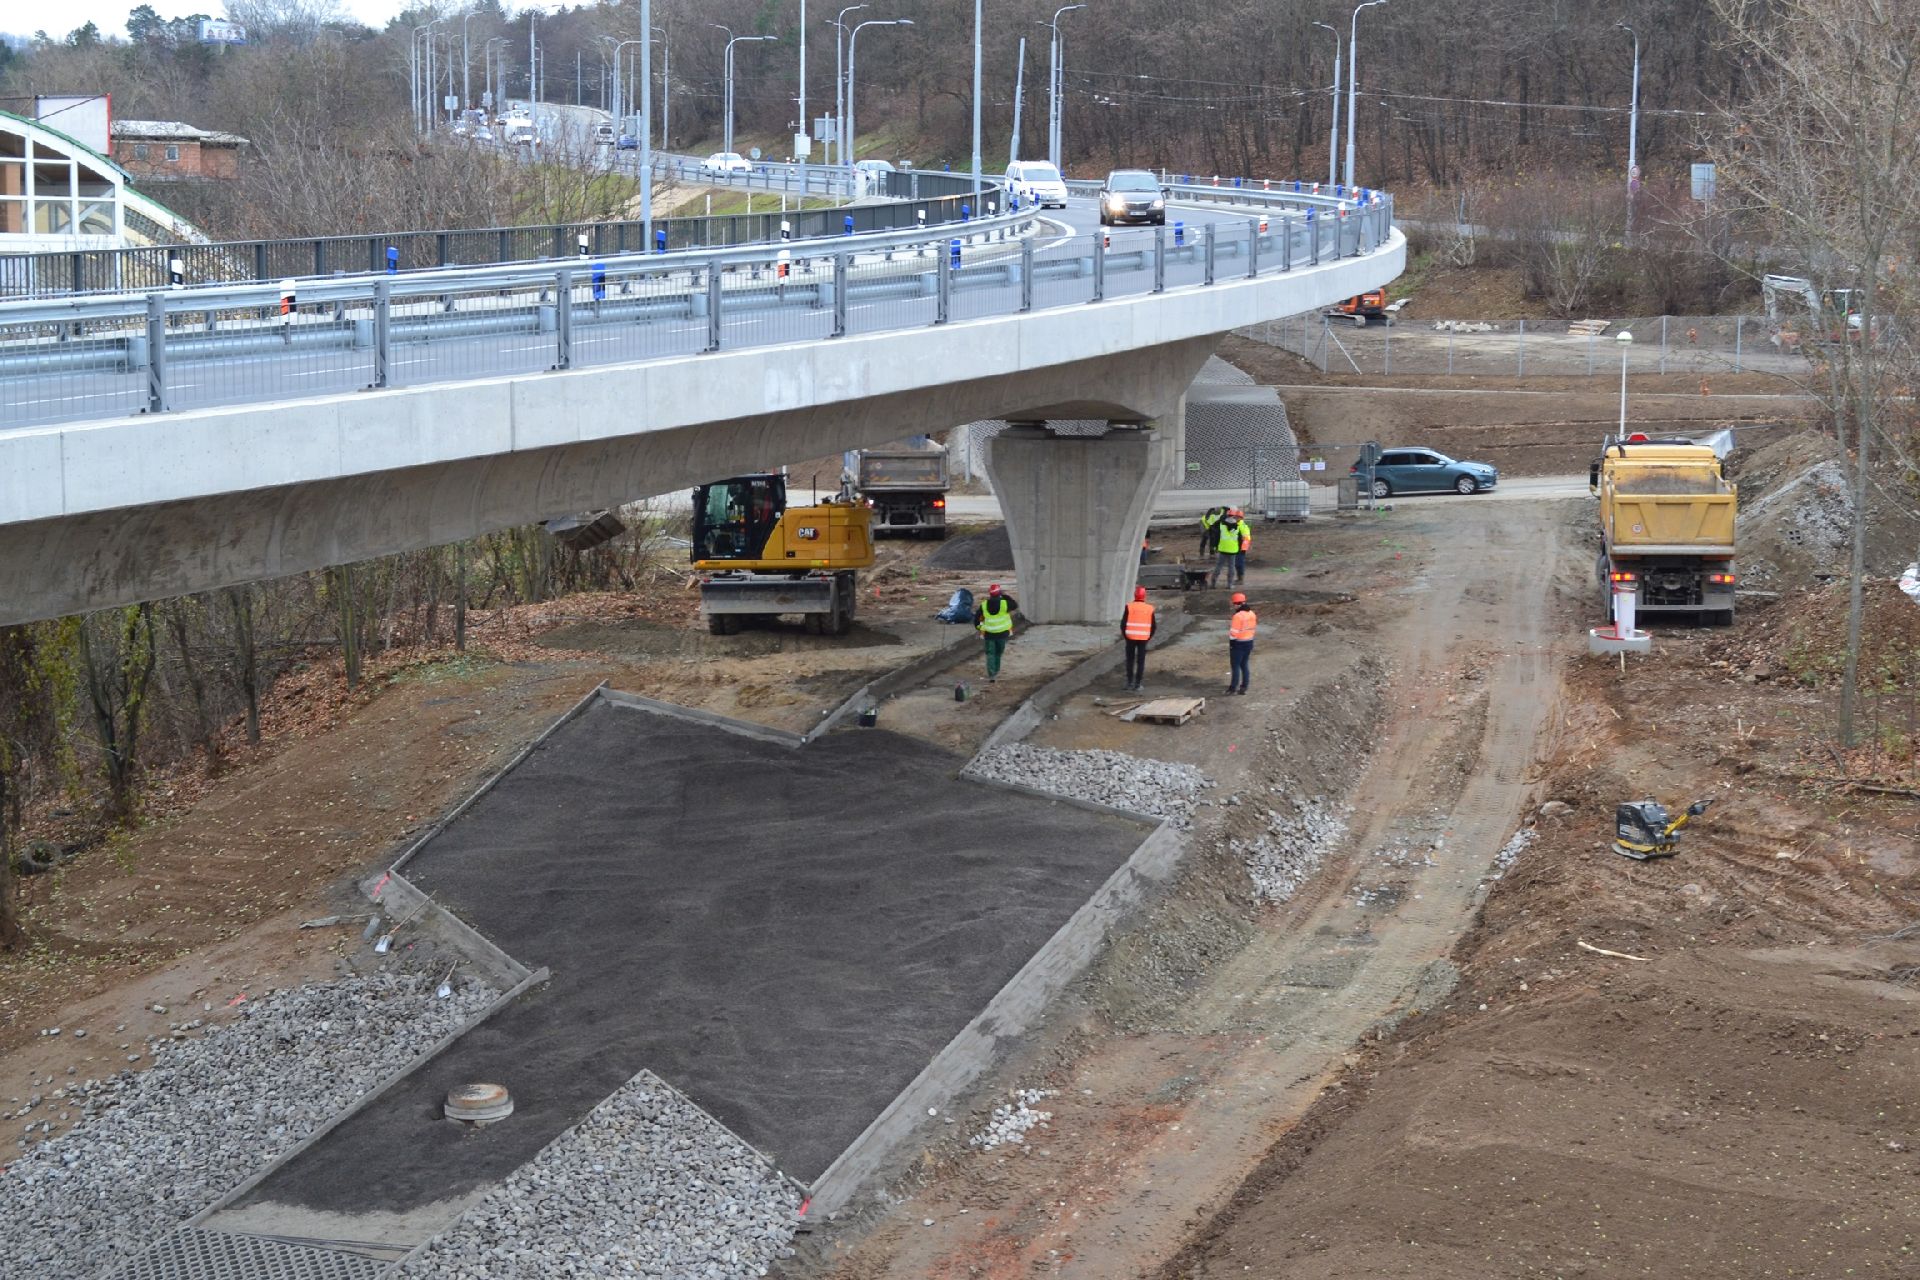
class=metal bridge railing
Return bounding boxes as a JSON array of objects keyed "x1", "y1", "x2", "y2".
[
  {"x1": 0, "y1": 164, "x2": 1008, "y2": 302},
  {"x1": 0, "y1": 181, "x2": 1395, "y2": 433}
]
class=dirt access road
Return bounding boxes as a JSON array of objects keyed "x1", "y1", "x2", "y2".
[{"x1": 807, "y1": 497, "x2": 1577, "y2": 1279}]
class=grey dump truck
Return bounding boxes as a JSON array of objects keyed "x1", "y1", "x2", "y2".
[{"x1": 854, "y1": 444, "x2": 951, "y2": 538}]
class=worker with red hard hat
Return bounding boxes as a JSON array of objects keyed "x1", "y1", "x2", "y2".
[
  {"x1": 1226, "y1": 591, "x2": 1257, "y2": 695},
  {"x1": 973, "y1": 582, "x2": 1019, "y2": 682},
  {"x1": 1120, "y1": 585, "x2": 1157, "y2": 692}
]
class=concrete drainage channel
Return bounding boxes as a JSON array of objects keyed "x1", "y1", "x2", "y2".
[{"x1": 69, "y1": 634, "x2": 1210, "y2": 1280}]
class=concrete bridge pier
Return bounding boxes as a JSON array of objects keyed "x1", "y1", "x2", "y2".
[{"x1": 984, "y1": 410, "x2": 1180, "y2": 625}]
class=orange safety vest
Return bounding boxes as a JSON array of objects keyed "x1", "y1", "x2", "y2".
[
  {"x1": 1229, "y1": 607, "x2": 1258, "y2": 641},
  {"x1": 1123, "y1": 600, "x2": 1155, "y2": 641}
]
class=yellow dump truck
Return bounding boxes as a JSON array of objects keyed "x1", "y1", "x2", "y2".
[{"x1": 1590, "y1": 435, "x2": 1738, "y2": 626}]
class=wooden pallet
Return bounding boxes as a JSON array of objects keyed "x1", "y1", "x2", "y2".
[
  {"x1": 1567, "y1": 318, "x2": 1612, "y2": 336},
  {"x1": 1121, "y1": 696, "x2": 1207, "y2": 725}
]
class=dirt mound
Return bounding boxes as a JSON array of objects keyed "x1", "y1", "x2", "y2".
[
  {"x1": 1731, "y1": 430, "x2": 1920, "y2": 588},
  {"x1": 1721, "y1": 576, "x2": 1920, "y2": 689},
  {"x1": 926, "y1": 524, "x2": 1013, "y2": 571}
]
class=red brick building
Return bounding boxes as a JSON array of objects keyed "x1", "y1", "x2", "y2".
[{"x1": 110, "y1": 120, "x2": 248, "y2": 181}]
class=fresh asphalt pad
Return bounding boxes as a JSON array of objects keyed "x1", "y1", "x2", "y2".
[{"x1": 235, "y1": 698, "x2": 1148, "y2": 1216}]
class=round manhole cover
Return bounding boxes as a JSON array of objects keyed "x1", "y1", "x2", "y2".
[{"x1": 445, "y1": 1082, "x2": 514, "y2": 1124}]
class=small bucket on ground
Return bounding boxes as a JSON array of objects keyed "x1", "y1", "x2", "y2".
[{"x1": 857, "y1": 707, "x2": 879, "y2": 727}]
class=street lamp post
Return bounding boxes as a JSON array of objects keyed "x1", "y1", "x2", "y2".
[
  {"x1": 529, "y1": 11, "x2": 540, "y2": 116},
  {"x1": 970, "y1": 0, "x2": 982, "y2": 199},
  {"x1": 1312, "y1": 20, "x2": 1339, "y2": 189},
  {"x1": 607, "y1": 38, "x2": 642, "y2": 133},
  {"x1": 639, "y1": 0, "x2": 652, "y2": 254},
  {"x1": 1616, "y1": 330, "x2": 1634, "y2": 436},
  {"x1": 1344, "y1": 0, "x2": 1388, "y2": 191},
  {"x1": 713, "y1": 28, "x2": 775, "y2": 156},
  {"x1": 1618, "y1": 22, "x2": 1641, "y2": 243},
  {"x1": 462, "y1": 11, "x2": 475, "y2": 114},
  {"x1": 798, "y1": 0, "x2": 808, "y2": 162},
  {"x1": 653, "y1": 26, "x2": 671, "y2": 148},
  {"x1": 482, "y1": 37, "x2": 507, "y2": 115},
  {"x1": 830, "y1": 5, "x2": 868, "y2": 167},
  {"x1": 847, "y1": 19, "x2": 912, "y2": 176},
  {"x1": 1044, "y1": 4, "x2": 1085, "y2": 170}
]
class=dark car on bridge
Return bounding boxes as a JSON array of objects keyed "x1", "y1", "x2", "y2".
[
  {"x1": 1352, "y1": 447, "x2": 1499, "y2": 497},
  {"x1": 1098, "y1": 169, "x2": 1167, "y2": 226}
]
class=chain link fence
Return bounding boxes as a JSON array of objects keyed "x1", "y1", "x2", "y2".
[{"x1": 1237, "y1": 312, "x2": 1818, "y2": 381}]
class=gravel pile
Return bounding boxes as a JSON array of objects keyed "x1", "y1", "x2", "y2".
[
  {"x1": 1490, "y1": 827, "x2": 1537, "y2": 878},
  {"x1": 0, "y1": 972, "x2": 494, "y2": 1280},
  {"x1": 402, "y1": 1071, "x2": 800, "y2": 1280},
  {"x1": 968, "y1": 1088, "x2": 1056, "y2": 1150},
  {"x1": 1232, "y1": 794, "x2": 1352, "y2": 902},
  {"x1": 967, "y1": 745, "x2": 1213, "y2": 825}
]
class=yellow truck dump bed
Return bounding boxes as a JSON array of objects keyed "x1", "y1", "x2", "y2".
[{"x1": 1599, "y1": 444, "x2": 1737, "y2": 556}]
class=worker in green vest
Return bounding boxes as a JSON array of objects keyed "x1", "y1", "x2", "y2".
[
  {"x1": 973, "y1": 583, "x2": 1018, "y2": 682},
  {"x1": 1209, "y1": 508, "x2": 1252, "y2": 588},
  {"x1": 1199, "y1": 506, "x2": 1223, "y2": 555}
]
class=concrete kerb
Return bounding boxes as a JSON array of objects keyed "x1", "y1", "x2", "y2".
[
  {"x1": 180, "y1": 963, "x2": 553, "y2": 1235},
  {"x1": 970, "y1": 616, "x2": 1197, "y2": 763},
  {"x1": 802, "y1": 627, "x2": 982, "y2": 744},
  {"x1": 389, "y1": 1067, "x2": 804, "y2": 1272},
  {"x1": 804, "y1": 816, "x2": 1184, "y2": 1219}
]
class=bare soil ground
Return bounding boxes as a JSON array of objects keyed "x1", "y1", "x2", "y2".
[
  {"x1": 791, "y1": 493, "x2": 1581, "y2": 1280},
  {"x1": 1218, "y1": 334, "x2": 1818, "y2": 478},
  {"x1": 1160, "y1": 570, "x2": 1920, "y2": 1278}
]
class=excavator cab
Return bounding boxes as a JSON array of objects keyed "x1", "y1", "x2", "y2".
[{"x1": 693, "y1": 474, "x2": 786, "y2": 563}]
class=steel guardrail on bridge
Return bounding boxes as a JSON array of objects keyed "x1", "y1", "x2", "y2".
[{"x1": 0, "y1": 180, "x2": 1393, "y2": 432}]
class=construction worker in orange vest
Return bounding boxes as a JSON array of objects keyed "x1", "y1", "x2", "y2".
[
  {"x1": 1226, "y1": 591, "x2": 1257, "y2": 695},
  {"x1": 1121, "y1": 585, "x2": 1157, "y2": 692}
]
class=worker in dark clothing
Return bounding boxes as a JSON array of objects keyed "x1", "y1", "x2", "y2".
[
  {"x1": 973, "y1": 583, "x2": 1018, "y2": 682},
  {"x1": 1121, "y1": 586, "x2": 1157, "y2": 692},
  {"x1": 1226, "y1": 591, "x2": 1257, "y2": 695},
  {"x1": 1199, "y1": 506, "x2": 1223, "y2": 555}
]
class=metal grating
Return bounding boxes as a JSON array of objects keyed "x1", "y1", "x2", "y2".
[{"x1": 102, "y1": 1228, "x2": 392, "y2": 1280}]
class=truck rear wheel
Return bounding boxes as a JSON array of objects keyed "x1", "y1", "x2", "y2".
[{"x1": 708, "y1": 613, "x2": 741, "y2": 636}]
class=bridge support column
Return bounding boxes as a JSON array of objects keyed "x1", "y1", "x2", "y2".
[{"x1": 984, "y1": 419, "x2": 1175, "y2": 624}]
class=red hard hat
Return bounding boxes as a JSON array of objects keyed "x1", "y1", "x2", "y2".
[
  {"x1": 988, "y1": 583, "x2": 1001, "y2": 595},
  {"x1": 1134, "y1": 586, "x2": 1147, "y2": 601},
  {"x1": 1231, "y1": 592, "x2": 1247, "y2": 605}
]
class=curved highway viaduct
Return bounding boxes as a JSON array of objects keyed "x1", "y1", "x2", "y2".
[{"x1": 0, "y1": 192, "x2": 1404, "y2": 625}]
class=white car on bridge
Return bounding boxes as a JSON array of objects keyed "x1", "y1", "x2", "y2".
[
  {"x1": 1005, "y1": 160, "x2": 1069, "y2": 209},
  {"x1": 701, "y1": 151, "x2": 753, "y2": 177}
]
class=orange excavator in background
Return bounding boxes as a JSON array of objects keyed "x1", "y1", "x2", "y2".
[{"x1": 1326, "y1": 288, "x2": 1390, "y2": 327}]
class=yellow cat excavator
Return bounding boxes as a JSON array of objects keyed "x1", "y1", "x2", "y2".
[{"x1": 691, "y1": 473, "x2": 875, "y2": 635}]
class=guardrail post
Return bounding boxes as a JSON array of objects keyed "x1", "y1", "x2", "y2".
[
  {"x1": 1247, "y1": 218, "x2": 1259, "y2": 279},
  {"x1": 937, "y1": 240, "x2": 954, "y2": 324},
  {"x1": 1282, "y1": 216, "x2": 1293, "y2": 271},
  {"x1": 554, "y1": 268, "x2": 574, "y2": 370},
  {"x1": 1204, "y1": 222, "x2": 1216, "y2": 285},
  {"x1": 832, "y1": 253, "x2": 849, "y2": 337},
  {"x1": 1153, "y1": 225, "x2": 1166, "y2": 294},
  {"x1": 254, "y1": 243, "x2": 268, "y2": 282},
  {"x1": 313, "y1": 240, "x2": 325, "y2": 277},
  {"x1": 706, "y1": 268, "x2": 723, "y2": 352},
  {"x1": 437, "y1": 232, "x2": 449, "y2": 268},
  {"x1": 1093, "y1": 231, "x2": 1107, "y2": 302},
  {"x1": 144, "y1": 292, "x2": 168, "y2": 414},
  {"x1": 1020, "y1": 237, "x2": 1034, "y2": 312},
  {"x1": 372, "y1": 278, "x2": 392, "y2": 389}
]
